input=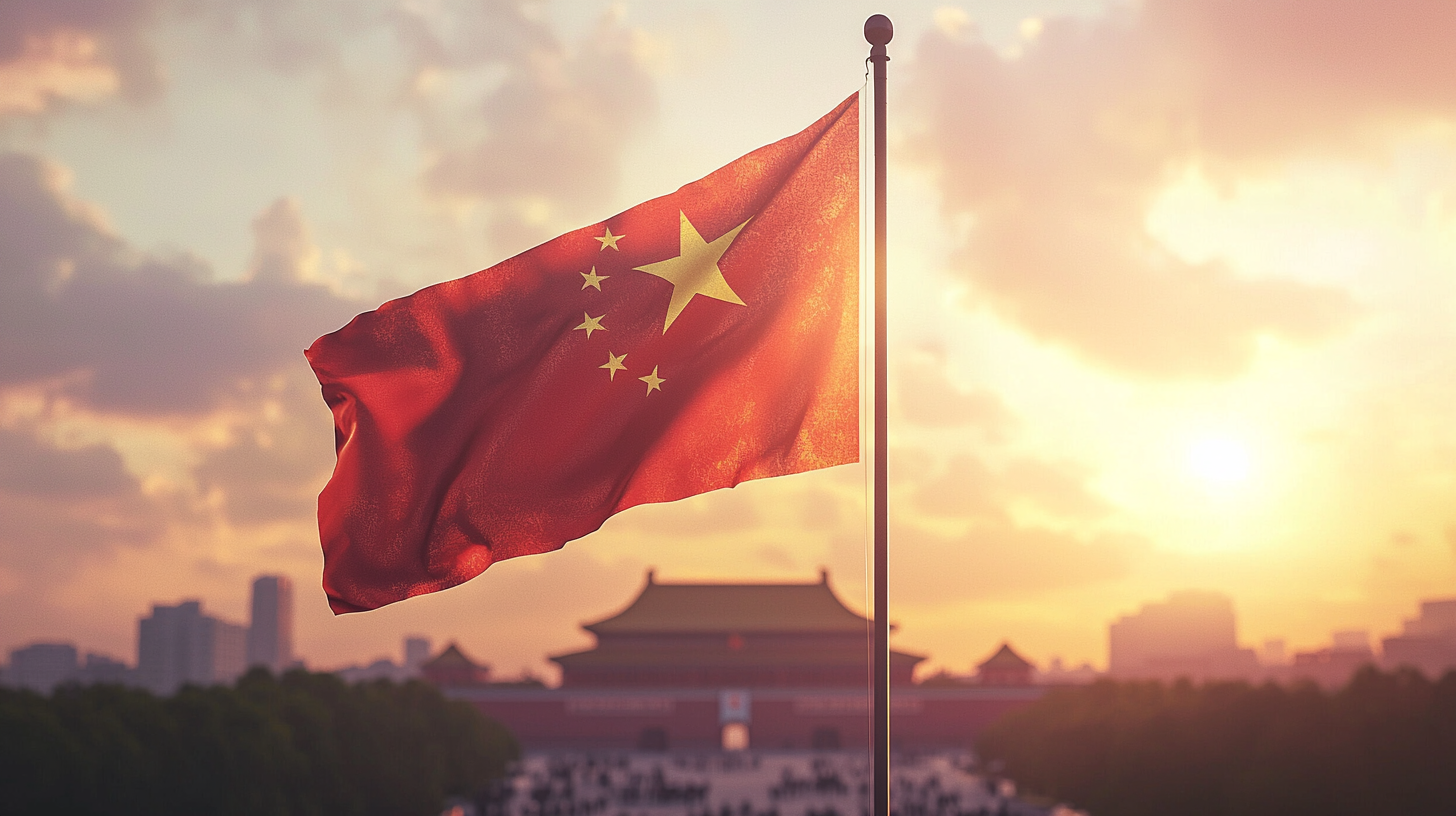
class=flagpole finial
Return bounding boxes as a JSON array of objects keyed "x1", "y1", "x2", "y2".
[{"x1": 864, "y1": 14, "x2": 893, "y2": 47}]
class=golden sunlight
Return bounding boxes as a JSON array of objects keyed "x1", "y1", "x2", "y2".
[{"x1": 1186, "y1": 435, "x2": 1253, "y2": 488}]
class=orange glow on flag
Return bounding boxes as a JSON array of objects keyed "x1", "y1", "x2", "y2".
[{"x1": 306, "y1": 95, "x2": 860, "y2": 613}]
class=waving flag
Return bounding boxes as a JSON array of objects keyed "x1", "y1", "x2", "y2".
[{"x1": 307, "y1": 94, "x2": 860, "y2": 613}]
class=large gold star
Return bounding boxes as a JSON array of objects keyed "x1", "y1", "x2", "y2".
[
  {"x1": 600, "y1": 351, "x2": 627, "y2": 380},
  {"x1": 580, "y1": 267, "x2": 608, "y2": 291},
  {"x1": 596, "y1": 227, "x2": 624, "y2": 251},
  {"x1": 639, "y1": 365, "x2": 665, "y2": 394},
  {"x1": 574, "y1": 312, "x2": 606, "y2": 338},
  {"x1": 634, "y1": 211, "x2": 750, "y2": 333}
]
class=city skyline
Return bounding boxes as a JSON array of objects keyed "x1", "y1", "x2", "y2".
[
  {"x1": 3, "y1": 0, "x2": 1456, "y2": 679},
  {"x1": 7, "y1": 570, "x2": 1454, "y2": 693}
]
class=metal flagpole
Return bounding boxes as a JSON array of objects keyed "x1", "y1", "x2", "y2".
[{"x1": 864, "y1": 14, "x2": 892, "y2": 816}]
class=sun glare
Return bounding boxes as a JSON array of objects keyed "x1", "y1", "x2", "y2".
[{"x1": 1187, "y1": 436, "x2": 1252, "y2": 487}]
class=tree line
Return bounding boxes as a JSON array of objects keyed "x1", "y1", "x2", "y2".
[
  {"x1": 977, "y1": 667, "x2": 1456, "y2": 816},
  {"x1": 0, "y1": 668, "x2": 518, "y2": 816}
]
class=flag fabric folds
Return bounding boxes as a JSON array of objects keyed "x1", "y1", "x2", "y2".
[{"x1": 306, "y1": 94, "x2": 860, "y2": 613}]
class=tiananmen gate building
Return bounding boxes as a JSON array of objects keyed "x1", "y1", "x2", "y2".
[{"x1": 438, "y1": 571, "x2": 1043, "y2": 751}]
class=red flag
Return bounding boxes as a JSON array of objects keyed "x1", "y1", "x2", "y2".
[{"x1": 306, "y1": 95, "x2": 859, "y2": 613}]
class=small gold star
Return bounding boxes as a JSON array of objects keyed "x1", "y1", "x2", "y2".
[
  {"x1": 595, "y1": 226, "x2": 624, "y2": 251},
  {"x1": 574, "y1": 312, "x2": 606, "y2": 338},
  {"x1": 600, "y1": 351, "x2": 627, "y2": 380},
  {"x1": 639, "y1": 366, "x2": 665, "y2": 395},
  {"x1": 580, "y1": 266, "x2": 608, "y2": 290}
]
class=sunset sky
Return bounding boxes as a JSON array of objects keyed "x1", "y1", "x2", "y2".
[{"x1": 3, "y1": 0, "x2": 1456, "y2": 682}]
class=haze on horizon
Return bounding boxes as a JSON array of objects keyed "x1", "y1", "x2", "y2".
[{"x1": 2, "y1": 0, "x2": 1455, "y2": 682}]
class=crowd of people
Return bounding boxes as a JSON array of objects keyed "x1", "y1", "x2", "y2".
[{"x1": 461, "y1": 751, "x2": 1066, "y2": 816}]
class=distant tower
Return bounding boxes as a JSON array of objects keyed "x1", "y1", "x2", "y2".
[
  {"x1": 247, "y1": 575, "x2": 295, "y2": 673},
  {"x1": 1108, "y1": 590, "x2": 1258, "y2": 682},
  {"x1": 137, "y1": 601, "x2": 247, "y2": 695},
  {"x1": 8, "y1": 643, "x2": 79, "y2": 693},
  {"x1": 404, "y1": 636, "x2": 432, "y2": 677},
  {"x1": 1261, "y1": 638, "x2": 1287, "y2": 666}
]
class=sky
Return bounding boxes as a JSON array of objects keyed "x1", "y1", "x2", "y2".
[{"x1": 3, "y1": 0, "x2": 1455, "y2": 682}]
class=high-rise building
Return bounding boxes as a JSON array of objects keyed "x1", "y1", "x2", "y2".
[
  {"x1": 137, "y1": 601, "x2": 248, "y2": 695},
  {"x1": 1382, "y1": 597, "x2": 1456, "y2": 677},
  {"x1": 80, "y1": 652, "x2": 132, "y2": 685},
  {"x1": 1291, "y1": 629, "x2": 1377, "y2": 689},
  {"x1": 247, "y1": 575, "x2": 294, "y2": 673},
  {"x1": 1261, "y1": 638, "x2": 1287, "y2": 666},
  {"x1": 1108, "y1": 590, "x2": 1259, "y2": 682},
  {"x1": 404, "y1": 635, "x2": 432, "y2": 676},
  {"x1": 8, "y1": 642, "x2": 79, "y2": 693}
]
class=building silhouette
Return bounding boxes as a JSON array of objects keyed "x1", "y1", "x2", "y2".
[
  {"x1": 247, "y1": 575, "x2": 294, "y2": 673},
  {"x1": 335, "y1": 636, "x2": 438, "y2": 683},
  {"x1": 976, "y1": 643, "x2": 1035, "y2": 686},
  {"x1": 550, "y1": 569, "x2": 922, "y2": 688},
  {"x1": 404, "y1": 635, "x2": 433, "y2": 677},
  {"x1": 81, "y1": 652, "x2": 131, "y2": 684},
  {"x1": 422, "y1": 643, "x2": 492, "y2": 686},
  {"x1": 137, "y1": 601, "x2": 247, "y2": 695},
  {"x1": 7, "y1": 643, "x2": 79, "y2": 693},
  {"x1": 1108, "y1": 590, "x2": 1259, "y2": 682},
  {"x1": 445, "y1": 571, "x2": 1041, "y2": 751},
  {"x1": 1290, "y1": 630, "x2": 1377, "y2": 688},
  {"x1": 3, "y1": 643, "x2": 136, "y2": 692},
  {"x1": 1382, "y1": 597, "x2": 1456, "y2": 677}
]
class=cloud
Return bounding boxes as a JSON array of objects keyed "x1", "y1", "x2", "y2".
[
  {"x1": 911, "y1": 454, "x2": 1007, "y2": 524},
  {"x1": 999, "y1": 458, "x2": 1112, "y2": 520},
  {"x1": 607, "y1": 485, "x2": 761, "y2": 538},
  {"x1": 893, "y1": 521, "x2": 1142, "y2": 605},
  {"x1": 905, "y1": 0, "x2": 1409, "y2": 378},
  {"x1": 175, "y1": 0, "x2": 386, "y2": 75},
  {"x1": 1146, "y1": 0, "x2": 1456, "y2": 162},
  {"x1": 892, "y1": 439, "x2": 1128, "y2": 604},
  {"x1": 755, "y1": 544, "x2": 797, "y2": 570},
  {"x1": 0, "y1": 426, "x2": 162, "y2": 579},
  {"x1": 117, "y1": 0, "x2": 658, "y2": 257},
  {"x1": 0, "y1": 0, "x2": 162, "y2": 116},
  {"x1": 191, "y1": 369, "x2": 336, "y2": 526},
  {"x1": 897, "y1": 352, "x2": 1017, "y2": 436},
  {"x1": 796, "y1": 487, "x2": 848, "y2": 531},
  {"x1": 911, "y1": 452, "x2": 1112, "y2": 524},
  {"x1": 0, "y1": 154, "x2": 361, "y2": 415},
  {"x1": 388, "y1": 0, "x2": 552, "y2": 77},
  {"x1": 0, "y1": 426, "x2": 136, "y2": 499},
  {"x1": 247, "y1": 196, "x2": 320, "y2": 284},
  {"x1": 0, "y1": 422, "x2": 136, "y2": 501},
  {"x1": 417, "y1": 4, "x2": 658, "y2": 245}
]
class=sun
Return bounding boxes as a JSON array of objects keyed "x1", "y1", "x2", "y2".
[{"x1": 1187, "y1": 436, "x2": 1252, "y2": 487}]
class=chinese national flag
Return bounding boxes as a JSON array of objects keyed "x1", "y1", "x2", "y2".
[{"x1": 306, "y1": 94, "x2": 859, "y2": 613}]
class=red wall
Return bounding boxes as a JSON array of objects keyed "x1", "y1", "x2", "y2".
[{"x1": 449, "y1": 687, "x2": 1044, "y2": 751}]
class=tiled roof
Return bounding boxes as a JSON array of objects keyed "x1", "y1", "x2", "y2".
[
  {"x1": 423, "y1": 642, "x2": 483, "y2": 670},
  {"x1": 976, "y1": 642, "x2": 1034, "y2": 672},
  {"x1": 552, "y1": 646, "x2": 925, "y2": 668},
  {"x1": 583, "y1": 572, "x2": 872, "y2": 634}
]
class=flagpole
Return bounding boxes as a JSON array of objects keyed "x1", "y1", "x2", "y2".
[{"x1": 864, "y1": 14, "x2": 892, "y2": 816}]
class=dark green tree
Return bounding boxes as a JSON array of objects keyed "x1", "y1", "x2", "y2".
[
  {"x1": 978, "y1": 668, "x2": 1456, "y2": 816},
  {"x1": 0, "y1": 669, "x2": 518, "y2": 816}
]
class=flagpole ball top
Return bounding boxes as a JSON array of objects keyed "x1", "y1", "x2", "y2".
[{"x1": 864, "y1": 15, "x2": 893, "y2": 46}]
